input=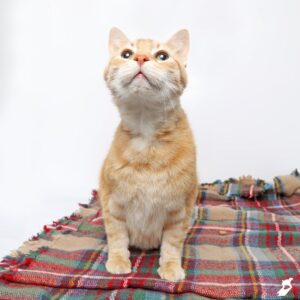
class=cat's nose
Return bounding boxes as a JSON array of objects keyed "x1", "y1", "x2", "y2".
[{"x1": 134, "y1": 54, "x2": 149, "y2": 66}]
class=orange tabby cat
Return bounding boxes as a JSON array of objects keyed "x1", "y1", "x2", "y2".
[{"x1": 99, "y1": 28, "x2": 198, "y2": 281}]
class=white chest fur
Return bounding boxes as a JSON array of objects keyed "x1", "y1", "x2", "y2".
[
  {"x1": 109, "y1": 168, "x2": 185, "y2": 250},
  {"x1": 109, "y1": 99, "x2": 184, "y2": 249},
  {"x1": 125, "y1": 189, "x2": 167, "y2": 249}
]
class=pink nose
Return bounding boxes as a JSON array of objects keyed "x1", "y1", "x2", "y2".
[{"x1": 134, "y1": 54, "x2": 149, "y2": 66}]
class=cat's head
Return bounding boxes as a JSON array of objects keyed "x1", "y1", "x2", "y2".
[{"x1": 104, "y1": 28, "x2": 189, "y2": 106}]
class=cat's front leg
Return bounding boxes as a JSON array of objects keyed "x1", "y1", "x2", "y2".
[
  {"x1": 103, "y1": 205, "x2": 131, "y2": 274},
  {"x1": 158, "y1": 218, "x2": 186, "y2": 282}
]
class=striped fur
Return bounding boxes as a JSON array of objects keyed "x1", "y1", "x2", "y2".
[{"x1": 100, "y1": 28, "x2": 198, "y2": 281}]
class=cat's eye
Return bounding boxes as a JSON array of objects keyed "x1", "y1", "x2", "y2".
[
  {"x1": 121, "y1": 49, "x2": 133, "y2": 59},
  {"x1": 155, "y1": 51, "x2": 169, "y2": 61}
]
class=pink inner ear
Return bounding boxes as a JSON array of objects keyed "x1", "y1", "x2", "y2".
[
  {"x1": 164, "y1": 30, "x2": 189, "y2": 66},
  {"x1": 109, "y1": 28, "x2": 130, "y2": 56}
]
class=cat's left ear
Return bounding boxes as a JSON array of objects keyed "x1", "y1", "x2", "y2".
[
  {"x1": 109, "y1": 27, "x2": 130, "y2": 57},
  {"x1": 165, "y1": 29, "x2": 189, "y2": 67}
]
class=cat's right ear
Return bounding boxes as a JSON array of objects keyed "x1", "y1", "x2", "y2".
[
  {"x1": 165, "y1": 29, "x2": 189, "y2": 67},
  {"x1": 109, "y1": 27, "x2": 130, "y2": 57}
]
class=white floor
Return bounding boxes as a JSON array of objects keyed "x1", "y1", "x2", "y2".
[{"x1": 0, "y1": 188, "x2": 94, "y2": 259}]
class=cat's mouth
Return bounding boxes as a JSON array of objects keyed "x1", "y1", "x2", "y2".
[
  {"x1": 127, "y1": 71, "x2": 150, "y2": 86},
  {"x1": 133, "y1": 71, "x2": 149, "y2": 82},
  {"x1": 135, "y1": 71, "x2": 146, "y2": 79},
  {"x1": 130, "y1": 71, "x2": 158, "y2": 89}
]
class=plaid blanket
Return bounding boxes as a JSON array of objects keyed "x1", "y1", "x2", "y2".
[{"x1": 1, "y1": 173, "x2": 300, "y2": 299}]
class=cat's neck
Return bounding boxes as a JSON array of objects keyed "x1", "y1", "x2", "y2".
[{"x1": 117, "y1": 96, "x2": 181, "y2": 138}]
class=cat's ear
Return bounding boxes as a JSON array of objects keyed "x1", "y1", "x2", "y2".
[
  {"x1": 109, "y1": 27, "x2": 130, "y2": 56},
  {"x1": 166, "y1": 29, "x2": 189, "y2": 67}
]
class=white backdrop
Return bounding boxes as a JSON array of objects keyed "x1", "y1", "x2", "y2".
[{"x1": 0, "y1": 0, "x2": 299, "y2": 258}]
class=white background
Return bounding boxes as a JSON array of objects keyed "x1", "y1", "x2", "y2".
[{"x1": 0, "y1": 0, "x2": 299, "y2": 258}]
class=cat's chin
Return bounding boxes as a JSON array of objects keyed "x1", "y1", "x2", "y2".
[
  {"x1": 126, "y1": 78, "x2": 155, "y2": 96},
  {"x1": 115, "y1": 88, "x2": 162, "y2": 106},
  {"x1": 132, "y1": 76, "x2": 150, "y2": 86}
]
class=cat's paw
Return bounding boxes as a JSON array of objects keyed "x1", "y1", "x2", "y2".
[
  {"x1": 105, "y1": 256, "x2": 132, "y2": 274},
  {"x1": 158, "y1": 262, "x2": 185, "y2": 281}
]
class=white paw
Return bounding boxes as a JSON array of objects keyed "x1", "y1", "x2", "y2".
[
  {"x1": 158, "y1": 262, "x2": 185, "y2": 281},
  {"x1": 105, "y1": 257, "x2": 131, "y2": 274}
]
